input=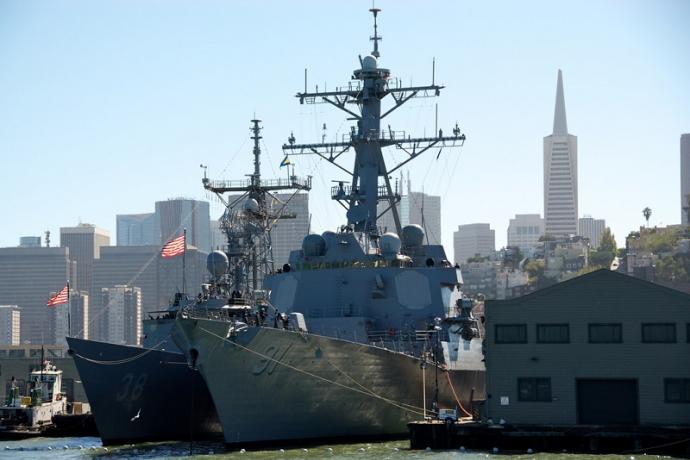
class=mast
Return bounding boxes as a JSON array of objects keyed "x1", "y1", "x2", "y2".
[
  {"x1": 203, "y1": 119, "x2": 312, "y2": 298},
  {"x1": 282, "y1": 8, "x2": 465, "y2": 243}
]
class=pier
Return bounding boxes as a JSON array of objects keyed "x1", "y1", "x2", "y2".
[{"x1": 408, "y1": 421, "x2": 690, "y2": 457}]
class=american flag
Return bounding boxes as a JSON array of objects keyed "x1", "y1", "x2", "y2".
[
  {"x1": 161, "y1": 234, "x2": 185, "y2": 258},
  {"x1": 47, "y1": 285, "x2": 69, "y2": 307}
]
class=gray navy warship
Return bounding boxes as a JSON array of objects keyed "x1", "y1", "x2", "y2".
[
  {"x1": 67, "y1": 120, "x2": 310, "y2": 445},
  {"x1": 173, "y1": 8, "x2": 485, "y2": 447}
]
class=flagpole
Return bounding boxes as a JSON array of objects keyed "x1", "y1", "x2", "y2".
[
  {"x1": 182, "y1": 229, "x2": 187, "y2": 295},
  {"x1": 67, "y1": 281, "x2": 71, "y2": 338}
]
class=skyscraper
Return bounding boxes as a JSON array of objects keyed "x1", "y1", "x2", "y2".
[
  {"x1": 269, "y1": 193, "x2": 310, "y2": 267},
  {"x1": 681, "y1": 134, "x2": 690, "y2": 225},
  {"x1": 507, "y1": 214, "x2": 544, "y2": 257},
  {"x1": 0, "y1": 305, "x2": 20, "y2": 346},
  {"x1": 100, "y1": 285, "x2": 142, "y2": 346},
  {"x1": 378, "y1": 180, "x2": 442, "y2": 245},
  {"x1": 453, "y1": 223, "x2": 495, "y2": 264},
  {"x1": 60, "y1": 224, "x2": 110, "y2": 293},
  {"x1": 0, "y1": 246, "x2": 71, "y2": 344},
  {"x1": 544, "y1": 70, "x2": 578, "y2": 237},
  {"x1": 578, "y1": 216, "x2": 606, "y2": 248},
  {"x1": 116, "y1": 213, "x2": 157, "y2": 246},
  {"x1": 155, "y1": 199, "x2": 211, "y2": 252}
]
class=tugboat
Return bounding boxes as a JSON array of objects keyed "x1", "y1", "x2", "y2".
[{"x1": 0, "y1": 359, "x2": 67, "y2": 439}]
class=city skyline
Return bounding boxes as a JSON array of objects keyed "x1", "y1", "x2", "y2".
[{"x1": 1, "y1": 1, "x2": 689, "y2": 252}]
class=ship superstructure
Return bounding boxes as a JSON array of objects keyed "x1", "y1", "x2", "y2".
[
  {"x1": 173, "y1": 8, "x2": 485, "y2": 447},
  {"x1": 68, "y1": 120, "x2": 306, "y2": 445}
]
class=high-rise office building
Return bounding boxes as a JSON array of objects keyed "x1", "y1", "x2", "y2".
[
  {"x1": 0, "y1": 247, "x2": 71, "y2": 344},
  {"x1": 268, "y1": 193, "x2": 310, "y2": 267},
  {"x1": 544, "y1": 70, "x2": 578, "y2": 237},
  {"x1": 116, "y1": 213, "x2": 157, "y2": 246},
  {"x1": 578, "y1": 216, "x2": 606, "y2": 248},
  {"x1": 210, "y1": 219, "x2": 225, "y2": 251},
  {"x1": 507, "y1": 214, "x2": 544, "y2": 257},
  {"x1": 50, "y1": 290, "x2": 89, "y2": 347},
  {"x1": 681, "y1": 134, "x2": 690, "y2": 225},
  {"x1": 19, "y1": 236, "x2": 41, "y2": 248},
  {"x1": 91, "y1": 245, "x2": 207, "y2": 341},
  {"x1": 60, "y1": 224, "x2": 110, "y2": 293},
  {"x1": 453, "y1": 223, "x2": 495, "y2": 264},
  {"x1": 100, "y1": 286, "x2": 142, "y2": 346},
  {"x1": 378, "y1": 180, "x2": 442, "y2": 245},
  {"x1": 155, "y1": 199, "x2": 211, "y2": 252},
  {"x1": 92, "y1": 246, "x2": 158, "y2": 340},
  {"x1": 0, "y1": 305, "x2": 21, "y2": 346}
]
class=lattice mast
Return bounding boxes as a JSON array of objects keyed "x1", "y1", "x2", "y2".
[
  {"x1": 203, "y1": 119, "x2": 312, "y2": 296},
  {"x1": 283, "y1": 8, "x2": 465, "y2": 243}
]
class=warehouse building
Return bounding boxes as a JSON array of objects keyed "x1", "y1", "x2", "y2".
[{"x1": 485, "y1": 269, "x2": 690, "y2": 426}]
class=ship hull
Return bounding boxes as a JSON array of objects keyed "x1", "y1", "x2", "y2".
[
  {"x1": 174, "y1": 318, "x2": 484, "y2": 446},
  {"x1": 66, "y1": 337, "x2": 221, "y2": 445}
]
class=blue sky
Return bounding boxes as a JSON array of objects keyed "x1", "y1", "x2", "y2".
[{"x1": 1, "y1": 0, "x2": 689, "y2": 252}]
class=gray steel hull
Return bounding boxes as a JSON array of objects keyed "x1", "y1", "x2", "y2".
[
  {"x1": 66, "y1": 337, "x2": 222, "y2": 445},
  {"x1": 174, "y1": 318, "x2": 484, "y2": 445}
]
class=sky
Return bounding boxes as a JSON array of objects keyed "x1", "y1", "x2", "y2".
[{"x1": 1, "y1": 0, "x2": 689, "y2": 253}]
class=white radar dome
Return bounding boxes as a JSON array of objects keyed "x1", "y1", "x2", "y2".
[
  {"x1": 402, "y1": 225, "x2": 425, "y2": 248},
  {"x1": 362, "y1": 55, "x2": 378, "y2": 70},
  {"x1": 380, "y1": 232, "x2": 401, "y2": 256},
  {"x1": 206, "y1": 250, "x2": 229, "y2": 278}
]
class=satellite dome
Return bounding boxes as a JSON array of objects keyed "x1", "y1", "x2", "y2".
[
  {"x1": 206, "y1": 250, "x2": 229, "y2": 278},
  {"x1": 402, "y1": 225, "x2": 425, "y2": 248},
  {"x1": 302, "y1": 234, "x2": 326, "y2": 257},
  {"x1": 244, "y1": 198, "x2": 259, "y2": 213},
  {"x1": 380, "y1": 232, "x2": 401, "y2": 256},
  {"x1": 362, "y1": 55, "x2": 378, "y2": 70}
]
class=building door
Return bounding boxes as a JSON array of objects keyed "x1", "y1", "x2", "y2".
[{"x1": 577, "y1": 379, "x2": 638, "y2": 425}]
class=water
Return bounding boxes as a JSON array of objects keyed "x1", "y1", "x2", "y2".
[{"x1": 0, "y1": 438, "x2": 676, "y2": 460}]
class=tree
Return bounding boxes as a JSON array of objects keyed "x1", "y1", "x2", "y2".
[
  {"x1": 598, "y1": 228, "x2": 616, "y2": 253},
  {"x1": 643, "y1": 207, "x2": 652, "y2": 227},
  {"x1": 590, "y1": 227, "x2": 616, "y2": 269}
]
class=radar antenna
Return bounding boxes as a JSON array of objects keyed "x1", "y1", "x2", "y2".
[
  {"x1": 370, "y1": 7, "x2": 382, "y2": 58},
  {"x1": 283, "y1": 8, "x2": 466, "y2": 242},
  {"x1": 203, "y1": 119, "x2": 312, "y2": 296}
]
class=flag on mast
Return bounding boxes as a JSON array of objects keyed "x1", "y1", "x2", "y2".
[
  {"x1": 280, "y1": 155, "x2": 291, "y2": 167},
  {"x1": 161, "y1": 234, "x2": 185, "y2": 258},
  {"x1": 47, "y1": 284, "x2": 69, "y2": 307}
]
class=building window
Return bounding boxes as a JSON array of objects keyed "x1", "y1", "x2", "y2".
[
  {"x1": 536, "y1": 324, "x2": 570, "y2": 343},
  {"x1": 588, "y1": 323, "x2": 622, "y2": 343},
  {"x1": 495, "y1": 324, "x2": 527, "y2": 344},
  {"x1": 664, "y1": 379, "x2": 690, "y2": 403},
  {"x1": 518, "y1": 378, "x2": 552, "y2": 402},
  {"x1": 641, "y1": 323, "x2": 676, "y2": 343}
]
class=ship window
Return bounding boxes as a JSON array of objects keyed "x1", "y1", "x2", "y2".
[
  {"x1": 536, "y1": 324, "x2": 569, "y2": 343},
  {"x1": 495, "y1": 324, "x2": 527, "y2": 344},
  {"x1": 518, "y1": 378, "x2": 552, "y2": 402},
  {"x1": 687, "y1": 323, "x2": 690, "y2": 342},
  {"x1": 588, "y1": 323, "x2": 622, "y2": 343},
  {"x1": 664, "y1": 379, "x2": 690, "y2": 403},
  {"x1": 642, "y1": 323, "x2": 676, "y2": 343}
]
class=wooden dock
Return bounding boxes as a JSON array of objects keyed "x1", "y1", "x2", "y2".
[{"x1": 408, "y1": 421, "x2": 690, "y2": 457}]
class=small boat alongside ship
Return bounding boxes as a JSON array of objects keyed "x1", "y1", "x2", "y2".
[{"x1": 0, "y1": 358, "x2": 95, "y2": 439}]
